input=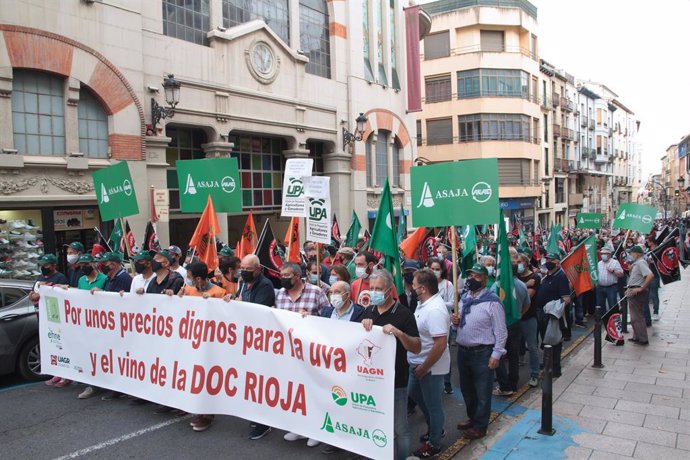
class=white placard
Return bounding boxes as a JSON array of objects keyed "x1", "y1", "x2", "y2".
[
  {"x1": 281, "y1": 159, "x2": 314, "y2": 217},
  {"x1": 153, "y1": 189, "x2": 169, "y2": 206},
  {"x1": 305, "y1": 177, "x2": 331, "y2": 244}
]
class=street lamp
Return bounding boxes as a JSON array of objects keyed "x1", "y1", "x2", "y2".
[
  {"x1": 151, "y1": 74, "x2": 181, "y2": 130},
  {"x1": 342, "y1": 113, "x2": 368, "y2": 150}
]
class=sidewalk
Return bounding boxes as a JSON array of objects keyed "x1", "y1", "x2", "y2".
[{"x1": 454, "y1": 267, "x2": 690, "y2": 460}]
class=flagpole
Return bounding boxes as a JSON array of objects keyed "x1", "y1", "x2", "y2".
[
  {"x1": 316, "y1": 242, "x2": 321, "y2": 285},
  {"x1": 93, "y1": 226, "x2": 113, "y2": 253},
  {"x1": 119, "y1": 217, "x2": 135, "y2": 275},
  {"x1": 451, "y1": 225, "x2": 459, "y2": 315}
]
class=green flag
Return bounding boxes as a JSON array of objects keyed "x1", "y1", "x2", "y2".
[
  {"x1": 93, "y1": 161, "x2": 139, "y2": 221},
  {"x1": 369, "y1": 178, "x2": 404, "y2": 293},
  {"x1": 176, "y1": 157, "x2": 242, "y2": 213},
  {"x1": 397, "y1": 204, "x2": 406, "y2": 244},
  {"x1": 546, "y1": 224, "x2": 561, "y2": 255},
  {"x1": 582, "y1": 234, "x2": 599, "y2": 286},
  {"x1": 518, "y1": 226, "x2": 527, "y2": 248},
  {"x1": 461, "y1": 225, "x2": 477, "y2": 277},
  {"x1": 108, "y1": 218, "x2": 123, "y2": 251},
  {"x1": 496, "y1": 210, "x2": 520, "y2": 325},
  {"x1": 344, "y1": 211, "x2": 362, "y2": 248},
  {"x1": 576, "y1": 212, "x2": 602, "y2": 229},
  {"x1": 612, "y1": 203, "x2": 657, "y2": 233}
]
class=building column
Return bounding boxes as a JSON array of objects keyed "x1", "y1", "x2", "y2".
[
  {"x1": 0, "y1": 67, "x2": 13, "y2": 151},
  {"x1": 142, "y1": 135, "x2": 172, "y2": 247},
  {"x1": 324, "y1": 149, "x2": 352, "y2": 236},
  {"x1": 202, "y1": 140, "x2": 235, "y2": 243},
  {"x1": 64, "y1": 77, "x2": 80, "y2": 154}
]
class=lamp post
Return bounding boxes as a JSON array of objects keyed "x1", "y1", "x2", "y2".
[
  {"x1": 646, "y1": 179, "x2": 668, "y2": 218},
  {"x1": 342, "y1": 112, "x2": 368, "y2": 151},
  {"x1": 151, "y1": 74, "x2": 181, "y2": 131}
]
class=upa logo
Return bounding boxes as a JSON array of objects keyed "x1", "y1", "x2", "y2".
[
  {"x1": 122, "y1": 179, "x2": 133, "y2": 196},
  {"x1": 221, "y1": 176, "x2": 236, "y2": 194},
  {"x1": 417, "y1": 182, "x2": 435, "y2": 208},
  {"x1": 331, "y1": 386, "x2": 347, "y2": 406},
  {"x1": 642, "y1": 214, "x2": 652, "y2": 224},
  {"x1": 286, "y1": 178, "x2": 304, "y2": 197},
  {"x1": 471, "y1": 182, "x2": 492, "y2": 203},
  {"x1": 309, "y1": 199, "x2": 327, "y2": 221}
]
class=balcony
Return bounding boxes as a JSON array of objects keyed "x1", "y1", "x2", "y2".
[
  {"x1": 541, "y1": 96, "x2": 551, "y2": 109},
  {"x1": 561, "y1": 127, "x2": 574, "y2": 140},
  {"x1": 569, "y1": 193, "x2": 584, "y2": 206},
  {"x1": 553, "y1": 123, "x2": 561, "y2": 138},
  {"x1": 562, "y1": 98, "x2": 574, "y2": 112},
  {"x1": 554, "y1": 157, "x2": 570, "y2": 173},
  {"x1": 588, "y1": 119, "x2": 595, "y2": 130},
  {"x1": 552, "y1": 92, "x2": 560, "y2": 108},
  {"x1": 580, "y1": 117, "x2": 588, "y2": 128},
  {"x1": 594, "y1": 154, "x2": 610, "y2": 164}
]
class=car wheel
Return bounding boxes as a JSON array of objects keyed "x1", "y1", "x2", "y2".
[{"x1": 17, "y1": 336, "x2": 45, "y2": 381}]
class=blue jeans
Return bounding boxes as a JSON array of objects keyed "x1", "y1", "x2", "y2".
[
  {"x1": 408, "y1": 369, "x2": 445, "y2": 448},
  {"x1": 520, "y1": 317, "x2": 539, "y2": 378},
  {"x1": 596, "y1": 284, "x2": 618, "y2": 311},
  {"x1": 394, "y1": 387, "x2": 410, "y2": 460},
  {"x1": 456, "y1": 345, "x2": 494, "y2": 432}
]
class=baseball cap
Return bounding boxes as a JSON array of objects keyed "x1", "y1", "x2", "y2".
[
  {"x1": 219, "y1": 247, "x2": 234, "y2": 257},
  {"x1": 600, "y1": 247, "x2": 612, "y2": 254},
  {"x1": 132, "y1": 250, "x2": 153, "y2": 261},
  {"x1": 154, "y1": 249, "x2": 174, "y2": 263},
  {"x1": 65, "y1": 241, "x2": 85, "y2": 252},
  {"x1": 403, "y1": 259, "x2": 420, "y2": 270},
  {"x1": 38, "y1": 254, "x2": 58, "y2": 265},
  {"x1": 467, "y1": 263, "x2": 489, "y2": 276},
  {"x1": 546, "y1": 252, "x2": 560, "y2": 260},
  {"x1": 628, "y1": 245, "x2": 644, "y2": 254},
  {"x1": 167, "y1": 245, "x2": 182, "y2": 256},
  {"x1": 77, "y1": 254, "x2": 95, "y2": 263},
  {"x1": 101, "y1": 252, "x2": 123, "y2": 263},
  {"x1": 187, "y1": 261, "x2": 210, "y2": 279},
  {"x1": 337, "y1": 247, "x2": 355, "y2": 257}
]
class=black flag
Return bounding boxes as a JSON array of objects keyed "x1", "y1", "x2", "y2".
[
  {"x1": 142, "y1": 221, "x2": 161, "y2": 252},
  {"x1": 254, "y1": 220, "x2": 284, "y2": 288}
]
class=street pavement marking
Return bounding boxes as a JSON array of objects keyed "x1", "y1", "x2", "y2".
[{"x1": 51, "y1": 414, "x2": 192, "y2": 460}]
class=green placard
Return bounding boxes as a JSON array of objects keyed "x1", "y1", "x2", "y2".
[
  {"x1": 411, "y1": 158, "x2": 500, "y2": 227},
  {"x1": 176, "y1": 158, "x2": 242, "y2": 213},
  {"x1": 576, "y1": 212, "x2": 602, "y2": 229},
  {"x1": 93, "y1": 161, "x2": 139, "y2": 221},
  {"x1": 612, "y1": 203, "x2": 657, "y2": 233}
]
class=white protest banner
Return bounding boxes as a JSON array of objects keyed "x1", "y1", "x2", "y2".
[
  {"x1": 39, "y1": 287, "x2": 394, "y2": 459},
  {"x1": 281, "y1": 158, "x2": 313, "y2": 217},
  {"x1": 304, "y1": 176, "x2": 331, "y2": 244}
]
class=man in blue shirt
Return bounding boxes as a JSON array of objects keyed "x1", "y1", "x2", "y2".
[{"x1": 95, "y1": 252, "x2": 132, "y2": 293}]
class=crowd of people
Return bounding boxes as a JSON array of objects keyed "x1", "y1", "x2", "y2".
[{"x1": 28, "y1": 217, "x2": 684, "y2": 459}]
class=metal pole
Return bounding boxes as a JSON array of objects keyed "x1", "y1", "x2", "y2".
[
  {"x1": 538, "y1": 345, "x2": 555, "y2": 436},
  {"x1": 593, "y1": 306, "x2": 604, "y2": 368}
]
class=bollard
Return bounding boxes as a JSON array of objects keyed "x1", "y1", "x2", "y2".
[
  {"x1": 593, "y1": 306, "x2": 605, "y2": 368},
  {"x1": 538, "y1": 345, "x2": 556, "y2": 436}
]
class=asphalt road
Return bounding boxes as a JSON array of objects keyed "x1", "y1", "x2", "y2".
[{"x1": 0, "y1": 321, "x2": 594, "y2": 459}]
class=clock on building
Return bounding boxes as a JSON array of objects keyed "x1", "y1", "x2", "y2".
[{"x1": 246, "y1": 41, "x2": 280, "y2": 84}]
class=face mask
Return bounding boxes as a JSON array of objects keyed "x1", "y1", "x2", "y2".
[
  {"x1": 134, "y1": 263, "x2": 147, "y2": 274},
  {"x1": 280, "y1": 277, "x2": 294, "y2": 290},
  {"x1": 309, "y1": 274, "x2": 319, "y2": 284},
  {"x1": 185, "y1": 278, "x2": 194, "y2": 287},
  {"x1": 466, "y1": 277, "x2": 483, "y2": 292},
  {"x1": 330, "y1": 294, "x2": 344, "y2": 309},
  {"x1": 487, "y1": 266, "x2": 495, "y2": 277},
  {"x1": 67, "y1": 254, "x2": 79, "y2": 265},
  {"x1": 540, "y1": 267, "x2": 548, "y2": 275},
  {"x1": 241, "y1": 270, "x2": 255, "y2": 283},
  {"x1": 404, "y1": 272, "x2": 414, "y2": 284},
  {"x1": 40, "y1": 266, "x2": 52, "y2": 276},
  {"x1": 437, "y1": 251, "x2": 444, "y2": 259},
  {"x1": 601, "y1": 255, "x2": 609, "y2": 262},
  {"x1": 329, "y1": 275, "x2": 338, "y2": 285},
  {"x1": 100, "y1": 264, "x2": 112, "y2": 274},
  {"x1": 432, "y1": 269, "x2": 442, "y2": 280},
  {"x1": 81, "y1": 265, "x2": 94, "y2": 276},
  {"x1": 355, "y1": 266, "x2": 368, "y2": 279},
  {"x1": 517, "y1": 263, "x2": 526, "y2": 274},
  {"x1": 545, "y1": 261, "x2": 556, "y2": 271},
  {"x1": 151, "y1": 260, "x2": 163, "y2": 272},
  {"x1": 369, "y1": 290, "x2": 386, "y2": 306}
]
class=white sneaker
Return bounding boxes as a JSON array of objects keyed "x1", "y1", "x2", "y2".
[
  {"x1": 529, "y1": 376, "x2": 539, "y2": 387},
  {"x1": 652, "y1": 314, "x2": 660, "y2": 321},
  {"x1": 283, "y1": 432, "x2": 306, "y2": 442},
  {"x1": 307, "y1": 438, "x2": 321, "y2": 447},
  {"x1": 78, "y1": 386, "x2": 98, "y2": 399},
  {"x1": 23, "y1": 233, "x2": 36, "y2": 241},
  {"x1": 10, "y1": 221, "x2": 26, "y2": 230}
]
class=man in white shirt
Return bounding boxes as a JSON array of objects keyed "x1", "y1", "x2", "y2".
[
  {"x1": 596, "y1": 247, "x2": 623, "y2": 311},
  {"x1": 130, "y1": 250, "x2": 155, "y2": 294},
  {"x1": 408, "y1": 269, "x2": 451, "y2": 458}
]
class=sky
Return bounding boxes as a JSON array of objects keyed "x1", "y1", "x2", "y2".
[{"x1": 418, "y1": 0, "x2": 690, "y2": 175}]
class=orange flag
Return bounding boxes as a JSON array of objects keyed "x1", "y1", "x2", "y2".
[
  {"x1": 188, "y1": 195, "x2": 221, "y2": 272},
  {"x1": 399, "y1": 227, "x2": 428, "y2": 260},
  {"x1": 238, "y1": 211, "x2": 258, "y2": 259},
  {"x1": 560, "y1": 242, "x2": 594, "y2": 295},
  {"x1": 283, "y1": 216, "x2": 301, "y2": 263}
]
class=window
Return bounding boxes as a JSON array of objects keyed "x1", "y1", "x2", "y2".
[
  {"x1": 555, "y1": 178, "x2": 565, "y2": 203},
  {"x1": 365, "y1": 136, "x2": 374, "y2": 187},
  {"x1": 458, "y1": 114, "x2": 531, "y2": 142},
  {"x1": 424, "y1": 75, "x2": 451, "y2": 103},
  {"x1": 391, "y1": 140, "x2": 400, "y2": 187},
  {"x1": 374, "y1": 0, "x2": 387, "y2": 85},
  {"x1": 426, "y1": 118, "x2": 453, "y2": 145},
  {"x1": 362, "y1": 0, "x2": 374, "y2": 81},
  {"x1": 306, "y1": 140, "x2": 325, "y2": 175},
  {"x1": 223, "y1": 0, "x2": 289, "y2": 43},
  {"x1": 0, "y1": 287, "x2": 26, "y2": 308},
  {"x1": 596, "y1": 135, "x2": 602, "y2": 155},
  {"x1": 498, "y1": 159, "x2": 530, "y2": 185},
  {"x1": 366, "y1": 131, "x2": 400, "y2": 188},
  {"x1": 480, "y1": 30, "x2": 504, "y2": 52},
  {"x1": 416, "y1": 120, "x2": 422, "y2": 146},
  {"x1": 543, "y1": 113, "x2": 548, "y2": 141},
  {"x1": 457, "y1": 69, "x2": 529, "y2": 99},
  {"x1": 534, "y1": 160, "x2": 540, "y2": 183},
  {"x1": 165, "y1": 126, "x2": 208, "y2": 209},
  {"x1": 229, "y1": 134, "x2": 286, "y2": 209},
  {"x1": 375, "y1": 131, "x2": 388, "y2": 187},
  {"x1": 299, "y1": 0, "x2": 331, "y2": 78},
  {"x1": 78, "y1": 88, "x2": 108, "y2": 158},
  {"x1": 424, "y1": 31, "x2": 449, "y2": 60},
  {"x1": 163, "y1": 0, "x2": 210, "y2": 46},
  {"x1": 12, "y1": 70, "x2": 65, "y2": 156},
  {"x1": 389, "y1": 0, "x2": 400, "y2": 90}
]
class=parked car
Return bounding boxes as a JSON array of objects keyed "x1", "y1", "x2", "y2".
[{"x1": 0, "y1": 279, "x2": 44, "y2": 380}]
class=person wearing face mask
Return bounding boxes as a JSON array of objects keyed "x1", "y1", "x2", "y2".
[
  {"x1": 351, "y1": 251, "x2": 399, "y2": 304},
  {"x1": 596, "y1": 247, "x2": 623, "y2": 312},
  {"x1": 217, "y1": 254, "x2": 240, "y2": 298},
  {"x1": 400, "y1": 259, "x2": 420, "y2": 312},
  {"x1": 625, "y1": 245, "x2": 654, "y2": 345},
  {"x1": 167, "y1": 245, "x2": 187, "y2": 277},
  {"x1": 450, "y1": 264, "x2": 507, "y2": 441},
  {"x1": 436, "y1": 245, "x2": 453, "y2": 276},
  {"x1": 534, "y1": 252, "x2": 571, "y2": 378},
  {"x1": 306, "y1": 259, "x2": 331, "y2": 292},
  {"x1": 407, "y1": 269, "x2": 451, "y2": 458},
  {"x1": 336, "y1": 246, "x2": 357, "y2": 280},
  {"x1": 516, "y1": 253, "x2": 541, "y2": 387},
  {"x1": 91, "y1": 252, "x2": 132, "y2": 295},
  {"x1": 328, "y1": 264, "x2": 351, "y2": 286},
  {"x1": 145, "y1": 250, "x2": 184, "y2": 295},
  {"x1": 480, "y1": 255, "x2": 496, "y2": 289},
  {"x1": 64, "y1": 241, "x2": 85, "y2": 287},
  {"x1": 182, "y1": 261, "x2": 226, "y2": 298},
  {"x1": 427, "y1": 258, "x2": 454, "y2": 313},
  {"x1": 130, "y1": 250, "x2": 156, "y2": 294},
  {"x1": 320, "y1": 281, "x2": 364, "y2": 322},
  {"x1": 361, "y1": 269, "x2": 421, "y2": 460},
  {"x1": 75, "y1": 254, "x2": 107, "y2": 291}
]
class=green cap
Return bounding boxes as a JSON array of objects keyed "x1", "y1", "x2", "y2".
[
  {"x1": 154, "y1": 249, "x2": 174, "y2": 263},
  {"x1": 101, "y1": 252, "x2": 123, "y2": 263},
  {"x1": 65, "y1": 241, "x2": 85, "y2": 252},
  {"x1": 132, "y1": 250, "x2": 153, "y2": 261},
  {"x1": 38, "y1": 254, "x2": 58, "y2": 265},
  {"x1": 219, "y1": 247, "x2": 235, "y2": 257},
  {"x1": 77, "y1": 254, "x2": 95, "y2": 263},
  {"x1": 628, "y1": 245, "x2": 644, "y2": 254},
  {"x1": 546, "y1": 252, "x2": 560, "y2": 260},
  {"x1": 467, "y1": 263, "x2": 489, "y2": 276}
]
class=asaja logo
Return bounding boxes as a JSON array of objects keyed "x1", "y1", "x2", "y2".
[
  {"x1": 471, "y1": 182, "x2": 492, "y2": 203},
  {"x1": 331, "y1": 386, "x2": 347, "y2": 406},
  {"x1": 286, "y1": 178, "x2": 304, "y2": 197},
  {"x1": 372, "y1": 429, "x2": 388, "y2": 447},
  {"x1": 100, "y1": 183, "x2": 109, "y2": 204},
  {"x1": 618, "y1": 210, "x2": 626, "y2": 220},
  {"x1": 221, "y1": 176, "x2": 236, "y2": 194},
  {"x1": 642, "y1": 215, "x2": 652, "y2": 224},
  {"x1": 184, "y1": 174, "x2": 197, "y2": 195},
  {"x1": 123, "y1": 179, "x2": 133, "y2": 196},
  {"x1": 319, "y1": 412, "x2": 379, "y2": 444},
  {"x1": 417, "y1": 182, "x2": 435, "y2": 208},
  {"x1": 101, "y1": 180, "x2": 134, "y2": 202},
  {"x1": 309, "y1": 199, "x2": 327, "y2": 221}
]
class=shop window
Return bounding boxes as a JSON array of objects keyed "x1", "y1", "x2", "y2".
[
  {"x1": 228, "y1": 134, "x2": 286, "y2": 210},
  {"x1": 165, "y1": 126, "x2": 208, "y2": 210},
  {"x1": 223, "y1": 0, "x2": 289, "y2": 44},
  {"x1": 162, "y1": 0, "x2": 210, "y2": 46},
  {"x1": 78, "y1": 89, "x2": 109, "y2": 158},
  {"x1": 299, "y1": 0, "x2": 331, "y2": 78},
  {"x1": 0, "y1": 210, "x2": 44, "y2": 280},
  {"x1": 11, "y1": 70, "x2": 66, "y2": 156}
]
